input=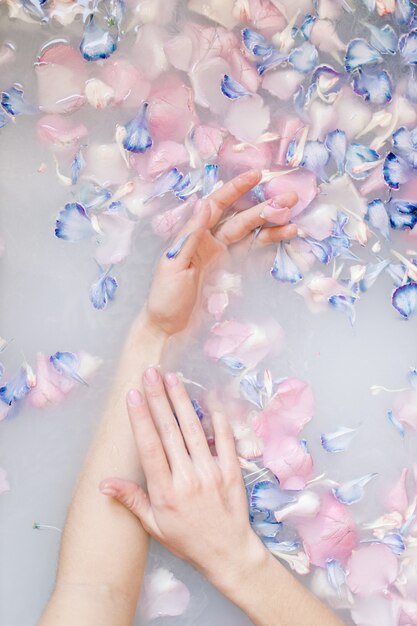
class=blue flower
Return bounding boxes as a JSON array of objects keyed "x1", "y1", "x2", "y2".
[
  {"x1": 0, "y1": 364, "x2": 34, "y2": 406},
  {"x1": 333, "y1": 473, "x2": 378, "y2": 505},
  {"x1": 220, "y1": 75, "x2": 251, "y2": 100},
  {"x1": 345, "y1": 39, "x2": 383, "y2": 72},
  {"x1": 242, "y1": 28, "x2": 273, "y2": 57},
  {"x1": 366, "y1": 199, "x2": 390, "y2": 239},
  {"x1": 202, "y1": 164, "x2": 219, "y2": 198},
  {"x1": 1, "y1": 84, "x2": 37, "y2": 116},
  {"x1": 325, "y1": 130, "x2": 347, "y2": 176},
  {"x1": 352, "y1": 69, "x2": 392, "y2": 105},
  {"x1": 55, "y1": 203, "x2": 96, "y2": 242},
  {"x1": 271, "y1": 242, "x2": 303, "y2": 284},
  {"x1": 89, "y1": 266, "x2": 118, "y2": 310},
  {"x1": 392, "y1": 282, "x2": 417, "y2": 318},
  {"x1": 399, "y1": 29, "x2": 417, "y2": 65},
  {"x1": 364, "y1": 23, "x2": 398, "y2": 54},
  {"x1": 166, "y1": 233, "x2": 190, "y2": 260},
  {"x1": 123, "y1": 102, "x2": 152, "y2": 153},
  {"x1": 383, "y1": 152, "x2": 411, "y2": 189},
  {"x1": 329, "y1": 295, "x2": 357, "y2": 325},
  {"x1": 321, "y1": 426, "x2": 359, "y2": 453},
  {"x1": 289, "y1": 42, "x2": 318, "y2": 74},
  {"x1": 50, "y1": 351, "x2": 87, "y2": 385},
  {"x1": 80, "y1": 14, "x2": 117, "y2": 62}
]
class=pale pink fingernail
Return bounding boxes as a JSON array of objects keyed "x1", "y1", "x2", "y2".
[
  {"x1": 127, "y1": 389, "x2": 144, "y2": 406},
  {"x1": 100, "y1": 482, "x2": 118, "y2": 497},
  {"x1": 165, "y1": 372, "x2": 179, "y2": 387},
  {"x1": 260, "y1": 206, "x2": 290, "y2": 225},
  {"x1": 144, "y1": 366, "x2": 159, "y2": 384}
]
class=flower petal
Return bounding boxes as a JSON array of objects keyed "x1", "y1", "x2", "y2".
[
  {"x1": 399, "y1": 28, "x2": 417, "y2": 65},
  {"x1": 352, "y1": 69, "x2": 392, "y2": 105},
  {"x1": 50, "y1": 351, "x2": 87, "y2": 386},
  {"x1": 220, "y1": 74, "x2": 252, "y2": 99},
  {"x1": 55, "y1": 203, "x2": 95, "y2": 242},
  {"x1": 333, "y1": 473, "x2": 378, "y2": 505},
  {"x1": 271, "y1": 242, "x2": 303, "y2": 284},
  {"x1": 89, "y1": 268, "x2": 118, "y2": 310},
  {"x1": 344, "y1": 38, "x2": 383, "y2": 72},
  {"x1": 321, "y1": 426, "x2": 359, "y2": 453},
  {"x1": 346, "y1": 544, "x2": 398, "y2": 596},
  {"x1": 365, "y1": 199, "x2": 390, "y2": 239},
  {"x1": 288, "y1": 42, "x2": 319, "y2": 74},
  {"x1": 80, "y1": 14, "x2": 117, "y2": 62},
  {"x1": 140, "y1": 568, "x2": 190, "y2": 620}
]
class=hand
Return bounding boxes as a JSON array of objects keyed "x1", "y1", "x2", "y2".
[
  {"x1": 99, "y1": 368, "x2": 268, "y2": 588},
  {"x1": 145, "y1": 169, "x2": 298, "y2": 336}
]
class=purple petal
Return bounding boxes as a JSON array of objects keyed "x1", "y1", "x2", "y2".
[
  {"x1": 399, "y1": 28, "x2": 417, "y2": 65},
  {"x1": 345, "y1": 38, "x2": 383, "y2": 72},
  {"x1": 383, "y1": 152, "x2": 411, "y2": 190},
  {"x1": 352, "y1": 69, "x2": 392, "y2": 105},
  {"x1": 55, "y1": 203, "x2": 95, "y2": 242},
  {"x1": 392, "y1": 282, "x2": 417, "y2": 319},
  {"x1": 50, "y1": 351, "x2": 87, "y2": 385},
  {"x1": 80, "y1": 14, "x2": 117, "y2": 62},
  {"x1": 271, "y1": 242, "x2": 303, "y2": 284},
  {"x1": 123, "y1": 102, "x2": 152, "y2": 154},
  {"x1": 221, "y1": 75, "x2": 252, "y2": 99}
]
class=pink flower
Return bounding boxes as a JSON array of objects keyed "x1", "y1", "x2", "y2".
[
  {"x1": 346, "y1": 544, "x2": 398, "y2": 596},
  {"x1": 265, "y1": 170, "x2": 319, "y2": 218},
  {"x1": 35, "y1": 44, "x2": 86, "y2": 114},
  {"x1": 295, "y1": 492, "x2": 358, "y2": 567}
]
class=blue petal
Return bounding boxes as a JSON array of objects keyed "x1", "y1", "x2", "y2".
[
  {"x1": 242, "y1": 28, "x2": 273, "y2": 57},
  {"x1": 271, "y1": 242, "x2": 302, "y2": 284},
  {"x1": 251, "y1": 184, "x2": 266, "y2": 204},
  {"x1": 304, "y1": 237, "x2": 333, "y2": 264},
  {"x1": 89, "y1": 268, "x2": 118, "y2": 310},
  {"x1": 219, "y1": 356, "x2": 246, "y2": 372},
  {"x1": 0, "y1": 110, "x2": 7, "y2": 129},
  {"x1": 325, "y1": 130, "x2": 347, "y2": 176},
  {"x1": 80, "y1": 14, "x2": 117, "y2": 61},
  {"x1": 289, "y1": 42, "x2": 318, "y2": 74},
  {"x1": 21, "y1": 0, "x2": 48, "y2": 21},
  {"x1": 146, "y1": 168, "x2": 185, "y2": 203},
  {"x1": 345, "y1": 39, "x2": 383, "y2": 72},
  {"x1": 329, "y1": 295, "x2": 357, "y2": 325},
  {"x1": 299, "y1": 14, "x2": 316, "y2": 40},
  {"x1": 387, "y1": 409, "x2": 406, "y2": 437},
  {"x1": 191, "y1": 398, "x2": 204, "y2": 420},
  {"x1": 55, "y1": 203, "x2": 95, "y2": 242},
  {"x1": 364, "y1": 24, "x2": 398, "y2": 54},
  {"x1": 383, "y1": 152, "x2": 411, "y2": 190},
  {"x1": 326, "y1": 559, "x2": 346, "y2": 595},
  {"x1": 387, "y1": 262, "x2": 407, "y2": 286},
  {"x1": 0, "y1": 365, "x2": 33, "y2": 406},
  {"x1": 173, "y1": 169, "x2": 202, "y2": 200},
  {"x1": 352, "y1": 69, "x2": 392, "y2": 105},
  {"x1": 345, "y1": 143, "x2": 379, "y2": 180},
  {"x1": 250, "y1": 481, "x2": 295, "y2": 512},
  {"x1": 406, "y1": 66, "x2": 417, "y2": 102},
  {"x1": 321, "y1": 426, "x2": 359, "y2": 453},
  {"x1": 380, "y1": 532, "x2": 406, "y2": 555},
  {"x1": 333, "y1": 473, "x2": 378, "y2": 505},
  {"x1": 256, "y1": 49, "x2": 287, "y2": 76},
  {"x1": 392, "y1": 126, "x2": 417, "y2": 167},
  {"x1": 77, "y1": 182, "x2": 112, "y2": 211},
  {"x1": 300, "y1": 140, "x2": 330, "y2": 181},
  {"x1": 123, "y1": 102, "x2": 152, "y2": 153},
  {"x1": 1, "y1": 85, "x2": 37, "y2": 116},
  {"x1": 71, "y1": 148, "x2": 85, "y2": 186},
  {"x1": 399, "y1": 29, "x2": 417, "y2": 65},
  {"x1": 395, "y1": 0, "x2": 415, "y2": 25},
  {"x1": 221, "y1": 75, "x2": 251, "y2": 100},
  {"x1": 166, "y1": 233, "x2": 190, "y2": 260},
  {"x1": 240, "y1": 374, "x2": 267, "y2": 409},
  {"x1": 408, "y1": 366, "x2": 417, "y2": 389},
  {"x1": 50, "y1": 351, "x2": 87, "y2": 385},
  {"x1": 311, "y1": 65, "x2": 347, "y2": 100},
  {"x1": 360, "y1": 259, "x2": 390, "y2": 291},
  {"x1": 202, "y1": 164, "x2": 219, "y2": 198},
  {"x1": 365, "y1": 199, "x2": 390, "y2": 239},
  {"x1": 251, "y1": 518, "x2": 282, "y2": 539},
  {"x1": 392, "y1": 282, "x2": 417, "y2": 318}
]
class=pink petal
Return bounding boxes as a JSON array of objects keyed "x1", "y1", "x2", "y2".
[
  {"x1": 265, "y1": 169, "x2": 319, "y2": 218},
  {"x1": 147, "y1": 141, "x2": 189, "y2": 178},
  {"x1": 351, "y1": 596, "x2": 401, "y2": 626},
  {"x1": 133, "y1": 24, "x2": 169, "y2": 81},
  {"x1": 385, "y1": 468, "x2": 409, "y2": 518},
  {"x1": 149, "y1": 76, "x2": 198, "y2": 142},
  {"x1": 191, "y1": 56, "x2": 231, "y2": 115},
  {"x1": 188, "y1": 0, "x2": 239, "y2": 29},
  {"x1": 0, "y1": 467, "x2": 10, "y2": 495},
  {"x1": 295, "y1": 273, "x2": 342, "y2": 314},
  {"x1": 95, "y1": 211, "x2": 136, "y2": 265},
  {"x1": 257, "y1": 378, "x2": 315, "y2": 439},
  {"x1": 310, "y1": 19, "x2": 345, "y2": 53},
  {"x1": 192, "y1": 125, "x2": 224, "y2": 161},
  {"x1": 125, "y1": 0, "x2": 177, "y2": 25},
  {"x1": 296, "y1": 203, "x2": 336, "y2": 240},
  {"x1": 399, "y1": 601, "x2": 417, "y2": 626},
  {"x1": 36, "y1": 44, "x2": 86, "y2": 114},
  {"x1": 359, "y1": 163, "x2": 386, "y2": 196},
  {"x1": 245, "y1": 0, "x2": 286, "y2": 35},
  {"x1": 37, "y1": 114, "x2": 88, "y2": 150},
  {"x1": 164, "y1": 34, "x2": 194, "y2": 72},
  {"x1": 151, "y1": 199, "x2": 195, "y2": 240},
  {"x1": 207, "y1": 292, "x2": 229, "y2": 320},
  {"x1": 141, "y1": 567, "x2": 190, "y2": 620},
  {"x1": 218, "y1": 136, "x2": 272, "y2": 174},
  {"x1": 0, "y1": 43, "x2": 16, "y2": 68},
  {"x1": 28, "y1": 353, "x2": 67, "y2": 409},
  {"x1": 392, "y1": 389, "x2": 417, "y2": 431},
  {"x1": 228, "y1": 48, "x2": 260, "y2": 92},
  {"x1": 100, "y1": 58, "x2": 151, "y2": 107},
  {"x1": 295, "y1": 492, "x2": 358, "y2": 567},
  {"x1": 346, "y1": 544, "x2": 398, "y2": 596},
  {"x1": 274, "y1": 116, "x2": 305, "y2": 166},
  {"x1": 264, "y1": 435, "x2": 314, "y2": 489},
  {"x1": 224, "y1": 95, "x2": 270, "y2": 143},
  {"x1": 84, "y1": 143, "x2": 129, "y2": 187},
  {"x1": 262, "y1": 69, "x2": 304, "y2": 101},
  {"x1": 204, "y1": 320, "x2": 254, "y2": 360}
]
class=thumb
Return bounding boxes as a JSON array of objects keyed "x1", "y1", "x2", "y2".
[{"x1": 99, "y1": 478, "x2": 157, "y2": 532}]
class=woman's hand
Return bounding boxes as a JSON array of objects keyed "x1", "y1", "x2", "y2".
[
  {"x1": 99, "y1": 368, "x2": 268, "y2": 588},
  {"x1": 146, "y1": 169, "x2": 298, "y2": 336}
]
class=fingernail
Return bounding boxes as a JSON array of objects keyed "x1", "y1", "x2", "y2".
[
  {"x1": 165, "y1": 372, "x2": 179, "y2": 387},
  {"x1": 100, "y1": 483, "x2": 118, "y2": 497},
  {"x1": 144, "y1": 366, "x2": 160, "y2": 384},
  {"x1": 127, "y1": 389, "x2": 144, "y2": 406},
  {"x1": 260, "y1": 205, "x2": 290, "y2": 225}
]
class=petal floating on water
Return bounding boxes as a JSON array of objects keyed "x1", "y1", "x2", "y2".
[
  {"x1": 326, "y1": 559, "x2": 347, "y2": 597},
  {"x1": 399, "y1": 28, "x2": 417, "y2": 65},
  {"x1": 344, "y1": 38, "x2": 383, "y2": 72},
  {"x1": 352, "y1": 69, "x2": 392, "y2": 105},
  {"x1": 300, "y1": 140, "x2": 330, "y2": 181},
  {"x1": 345, "y1": 143, "x2": 380, "y2": 180},
  {"x1": 141, "y1": 568, "x2": 190, "y2": 620},
  {"x1": 392, "y1": 282, "x2": 417, "y2": 318},
  {"x1": 80, "y1": 14, "x2": 117, "y2": 62},
  {"x1": 123, "y1": 103, "x2": 153, "y2": 153},
  {"x1": 250, "y1": 480, "x2": 295, "y2": 512},
  {"x1": 360, "y1": 259, "x2": 390, "y2": 291},
  {"x1": 387, "y1": 409, "x2": 406, "y2": 437},
  {"x1": 220, "y1": 74, "x2": 252, "y2": 99},
  {"x1": 274, "y1": 491, "x2": 320, "y2": 522},
  {"x1": 0, "y1": 363, "x2": 36, "y2": 407},
  {"x1": 364, "y1": 23, "x2": 398, "y2": 54},
  {"x1": 346, "y1": 544, "x2": 398, "y2": 596},
  {"x1": 328, "y1": 295, "x2": 357, "y2": 325},
  {"x1": 242, "y1": 28, "x2": 273, "y2": 57},
  {"x1": 365, "y1": 199, "x2": 390, "y2": 239},
  {"x1": 333, "y1": 473, "x2": 378, "y2": 505},
  {"x1": 271, "y1": 242, "x2": 303, "y2": 284},
  {"x1": 146, "y1": 167, "x2": 185, "y2": 203},
  {"x1": 321, "y1": 426, "x2": 359, "y2": 453},
  {"x1": 325, "y1": 129, "x2": 347, "y2": 176},
  {"x1": 288, "y1": 42, "x2": 319, "y2": 74},
  {"x1": 1, "y1": 84, "x2": 37, "y2": 116},
  {"x1": 202, "y1": 163, "x2": 219, "y2": 197},
  {"x1": 55, "y1": 203, "x2": 96, "y2": 242},
  {"x1": 50, "y1": 352, "x2": 87, "y2": 386},
  {"x1": 89, "y1": 267, "x2": 118, "y2": 310}
]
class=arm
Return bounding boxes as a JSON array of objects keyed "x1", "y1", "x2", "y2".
[
  {"x1": 101, "y1": 374, "x2": 344, "y2": 626},
  {"x1": 39, "y1": 170, "x2": 298, "y2": 625}
]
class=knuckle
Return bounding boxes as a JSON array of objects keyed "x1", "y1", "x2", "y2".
[{"x1": 142, "y1": 439, "x2": 160, "y2": 457}]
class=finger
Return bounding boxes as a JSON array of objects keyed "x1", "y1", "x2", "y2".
[
  {"x1": 99, "y1": 478, "x2": 158, "y2": 534},
  {"x1": 206, "y1": 169, "x2": 262, "y2": 228},
  {"x1": 164, "y1": 373, "x2": 214, "y2": 466},
  {"x1": 163, "y1": 205, "x2": 211, "y2": 270},
  {"x1": 215, "y1": 192, "x2": 298, "y2": 246},
  {"x1": 255, "y1": 223, "x2": 298, "y2": 245},
  {"x1": 211, "y1": 411, "x2": 241, "y2": 476},
  {"x1": 125, "y1": 389, "x2": 172, "y2": 493},
  {"x1": 142, "y1": 367, "x2": 192, "y2": 473}
]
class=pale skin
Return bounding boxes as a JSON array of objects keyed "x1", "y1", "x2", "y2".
[{"x1": 39, "y1": 170, "x2": 344, "y2": 626}]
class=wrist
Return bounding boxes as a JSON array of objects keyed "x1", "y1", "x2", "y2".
[{"x1": 132, "y1": 309, "x2": 170, "y2": 344}]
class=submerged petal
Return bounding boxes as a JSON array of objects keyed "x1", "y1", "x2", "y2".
[
  {"x1": 346, "y1": 544, "x2": 398, "y2": 596},
  {"x1": 328, "y1": 295, "x2": 357, "y2": 325},
  {"x1": 392, "y1": 282, "x2": 417, "y2": 319},
  {"x1": 399, "y1": 29, "x2": 417, "y2": 65},
  {"x1": 364, "y1": 23, "x2": 398, "y2": 54},
  {"x1": 321, "y1": 426, "x2": 359, "y2": 453},
  {"x1": 365, "y1": 199, "x2": 390, "y2": 239},
  {"x1": 220, "y1": 74, "x2": 252, "y2": 99},
  {"x1": 325, "y1": 129, "x2": 347, "y2": 176},
  {"x1": 89, "y1": 267, "x2": 118, "y2": 310},
  {"x1": 80, "y1": 14, "x2": 117, "y2": 62},
  {"x1": 288, "y1": 42, "x2": 318, "y2": 74},
  {"x1": 141, "y1": 568, "x2": 190, "y2": 620},
  {"x1": 352, "y1": 69, "x2": 392, "y2": 105},
  {"x1": 345, "y1": 39, "x2": 383, "y2": 72},
  {"x1": 242, "y1": 28, "x2": 273, "y2": 57},
  {"x1": 333, "y1": 473, "x2": 378, "y2": 505},
  {"x1": 0, "y1": 364, "x2": 35, "y2": 407},
  {"x1": 202, "y1": 163, "x2": 219, "y2": 197},
  {"x1": 271, "y1": 242, "x2": 303, "y2": 284},
  {"x1": 345, "y1": 143, "x2": 380, "y2": 180},
  {"x1": 123, "y1": 103, "x2": 152, "y2": 153},
  {"x1": 1, "y1": 84, "x2": 37, "y2": 116},
  {"x1": 50, "y1": 351, "x2": 87, "y2": 385},
  {"x1": 250, "y1": 480, "x2": 295, "y2": 512},
  {"x1": 55, "y1": 203, "x2": 95, "y2": 242}
]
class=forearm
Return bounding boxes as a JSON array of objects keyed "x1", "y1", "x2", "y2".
[
  {"x1": 40, "y1": 310, "x2": 168, "y2": 626},
  {"x1": 212, "y1": 544, "x2": 344, "y2": 626}
]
